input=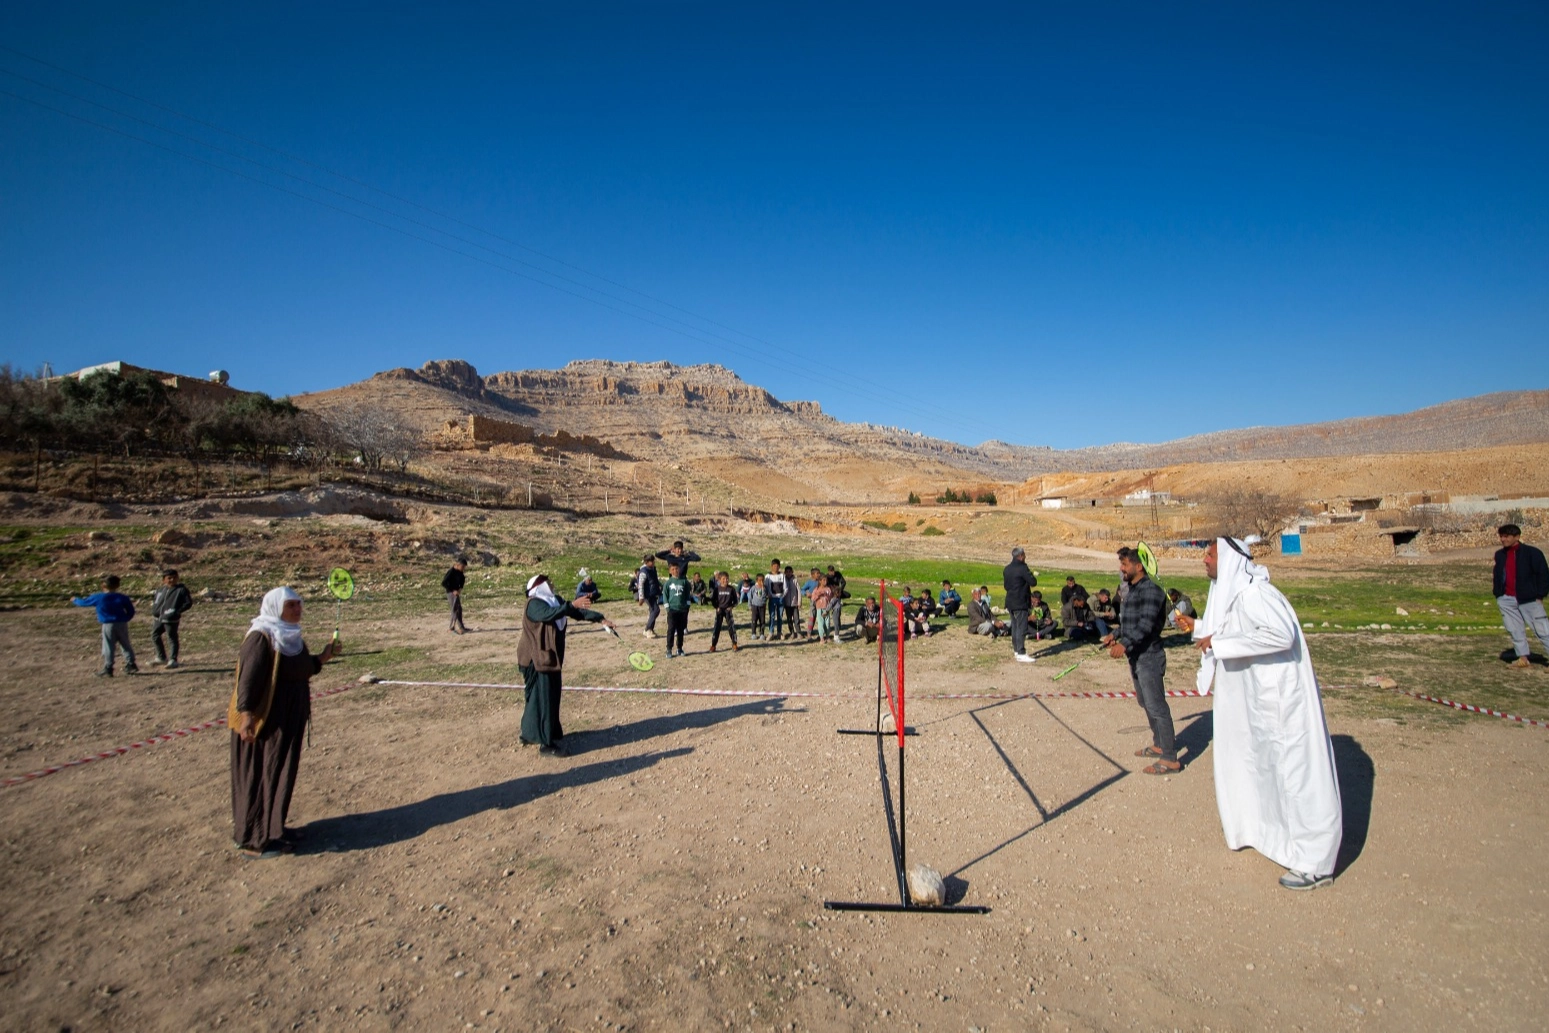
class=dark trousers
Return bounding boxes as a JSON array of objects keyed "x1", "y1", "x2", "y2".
[
  {"x1": 152, "y1": 618, "x2": 181, "y2": 662},
  {"x1": 447, "y1": 591, "x2": 466, "y2": 630},
  {"x1": 519, "y1": 663, "x2": 564, "y2": 747},
  {"x1": 1009, "y1": 609, "x2": 1030, "y2": 655},
  {"x1": 784, "y1": 601, "x2": 801, "y2": 636},
  {"x1": 667, "y1": 609, "x2": 689, "y2": 653},
  {"x1": 749, "y1": 604, "x2": 765, "y2": 635},
  {"x1": 644, "y1": 597, "x2": 661, "y2": 631},
  {"x1": 1129, "y1": 646, "x2": 1175, "y2": 760},
  {"x1": 712, "y1": 609, "x2": 738, "y2": 648}
]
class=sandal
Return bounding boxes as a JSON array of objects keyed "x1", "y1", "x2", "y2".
[
  {"x1": 1141, "y1": 759, "x2": 1182, "y2": 775},
  {"x1": 1134, "y1": 745, "x2": 1165, "y2": 758}
]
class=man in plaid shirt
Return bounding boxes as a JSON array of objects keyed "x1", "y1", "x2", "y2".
[{"x1": 1104, "y1": 546, "x2": 1178, "y2": 773}]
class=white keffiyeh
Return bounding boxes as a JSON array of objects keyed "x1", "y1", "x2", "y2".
[
  {"x1": 249, "y1": 586, "x2": 306, "y2": 657},
  {"x1": 1193, "y1": 537, "x2": 1270, "y2": 695},
  {"x1": 528, "y1": 577, "x2": 567, "y2": 631}
]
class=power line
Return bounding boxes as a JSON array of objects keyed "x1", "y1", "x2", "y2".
[{"x1": 1, "y1": 46, "x2": 983, "y2": 436}]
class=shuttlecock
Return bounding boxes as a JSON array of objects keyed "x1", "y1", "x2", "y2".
[{"x1": 907, "y1": 864, "x2": 946, "y2": 906}]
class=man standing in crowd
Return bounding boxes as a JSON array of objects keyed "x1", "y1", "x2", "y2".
[
  {"x1": 656, "y1": 540, "x2": 701, "y2": 566},
  {"x1": 442, "y1": 557, "x2": 469, "y2": 635},
  {"x1": 709, "y1": 571, "x2": 741, "y2": 652},
  {"x1": 1104, "y1": 546, "x2": 1175, "y2": 773},
  {"x1": 1002, "y1": 546, "x2": 1038, "y2": 663},
  {"x1": 765, "y1": 559, "x2": 786, "y2": 640},
  {"x1": 151, "y1": 569, "x2": 193, "y2": 667},
  {"x1": 636, "y1": 554, "x2": 662, "y2": 639},
  {"x1": 1493, "y1": 523, "x2": 1549, "y2": 668},
  {"x1": 1182, "y1": 537, "x2": 1342, "y2": 891}
]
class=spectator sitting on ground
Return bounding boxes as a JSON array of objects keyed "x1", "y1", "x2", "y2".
[
  {"x1": 857, "y1": 597, "x2": 883, "y2": 643},
  {"x1": 1060, "y1": 575, "x2": 1088, "y2": 606},
  {"x1": 1029, "y1": 591, "x2": 1058, "y2": 640},
  {"x1": 905, "y1": 596, "x2": 932, "y2": 638},
  {"x1": 739, "y1": 573, "x2": 755, "y2": 603},
  {"x1": 1091, "y1": 587, "x2": 1119, "y2": 639},
  {"x1": 978, "y1": 586, "x2": 994, "y2": 610},
  {"x1": 1166, "y1": 588, "x2": 1196, "y2": 629},
  {"x1": 918, "y1": 588, "x2": 938, "y2": 620},
  {"x1": 689, "y1": 571, "x2": 708, "y2": 605},
  {"x1": 1063, "y1": 593, "x2": 1100, "y2": 641},
  {"x1": 938, "y1": 580, "x2": 963, "y2": 616},
  {"x1": 897, "y1": 586, "x2": 915, "y2": 608},
  {"x1": 574, "y1": 569, "x2": 601, "y2": 602},
  {"x1": 967, "y1": 587, "x2": 1007, "y2": 638}
]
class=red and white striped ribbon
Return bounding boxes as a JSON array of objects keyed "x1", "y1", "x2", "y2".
[{"x1": 0, "y1": 682, "x2": 359, "y2": 790}]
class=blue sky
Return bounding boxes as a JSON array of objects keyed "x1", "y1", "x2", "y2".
[{"x1": 2, "y1": 2, "x2": 1545, "y2": 449}]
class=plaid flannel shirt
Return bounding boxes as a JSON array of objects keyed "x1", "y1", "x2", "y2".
[{"x1": 1117, "y1": 575, "x2": 1167, "y2": 655}]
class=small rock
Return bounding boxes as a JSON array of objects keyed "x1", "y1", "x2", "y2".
[
  {"x1": 1395, "y1": 607, "x2": 1408, "y2": 616},
  {"x1": 153, "y1": 528, "x2": 188, "y2": 545},
  {"x1": 1245, "y1": 963, "x2": 1255, "y2": 971},
  {"x1": 357, "y1": 674, "x2": 380, "y2": 684},
  {"x1": 1362, "y1": 675, "x2": 1398, "y2": 689},
  {"x1": 906, "y1": 864, "x2": 945, "y2": 906},
  {"x1": 88, "y1": 530, "x2": 113, "y2": 542}
]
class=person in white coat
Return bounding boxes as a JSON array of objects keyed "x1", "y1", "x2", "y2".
[{"x1": 1178, "y1": 537, "x2": 1343, "y2": 891}]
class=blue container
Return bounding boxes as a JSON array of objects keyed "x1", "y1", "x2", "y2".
[{"x1": 1280, "y1": 533, "x2": 1302, "y2": 556}]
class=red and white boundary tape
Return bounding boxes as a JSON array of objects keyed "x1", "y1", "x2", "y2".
[
  {"x1": 1394, "y1": 689, "x2": 1549, "y2": 729},
  {"x1": 8, "y1": 675, "x2": 1542, "y2": 790},
  {"x1": 0, "y1": 682, "x2": 359, "y2": 790}
]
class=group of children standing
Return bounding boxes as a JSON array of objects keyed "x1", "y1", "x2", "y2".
[
  {"x1": 630, "y1": 545, "x2": 860, "y2": 657},
  {"x1": 70, "y1": 570, "x2": 194, "y2": 675}
]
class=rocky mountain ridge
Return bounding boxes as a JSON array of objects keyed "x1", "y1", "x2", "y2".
[{"x1": 301, "y1": 360, "x2": 1549, "y2": 486}]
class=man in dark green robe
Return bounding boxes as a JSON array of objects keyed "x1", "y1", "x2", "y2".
[{"x1": 518, "y1": 574, "x2": 613, "y2": 756}]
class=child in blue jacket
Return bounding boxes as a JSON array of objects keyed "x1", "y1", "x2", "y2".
[{"x1": 72, "y1": 575, "x2": 138, "y2": 676}]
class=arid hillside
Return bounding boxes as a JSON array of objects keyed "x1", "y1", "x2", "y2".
[{"x1": 290, "y1": 359, "x2": 1549, "y2": 510}]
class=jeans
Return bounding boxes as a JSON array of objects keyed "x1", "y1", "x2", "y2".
[
  {"x1": 100, "y1": 621, "x2": 135, "y2": 672},
  {"x1": 1498, "y1": 595, "x2": 1549, "y2": 657},
  {"x1": 152, "y1": 619, "x2": 181, "y2": 662},
  {"x1": 447, "y1": 591, "x2": 466, "y2": 631},
  {"x1": 1129, "y1": 646, "x2": 1175, "y2": 760},
  {"x1": 766, "y1": 599, "x2": 783, "y2": 636},
  {"x1": 1009, "y1": 609, "x2": 1030, "y2": 655},
  {"x1": 644, "y1": 597, "x2": 661, "y2": 632}
]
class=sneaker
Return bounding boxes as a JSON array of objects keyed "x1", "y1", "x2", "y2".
[
  {"x1": 1279, "y1": 871, "x2": 1333, "y2": 891},
  {"x1": 1014, "y1": 653, "x2": 1036, "y2": 664},
  {"x1": 642, "y1": 629, "x2": 657, "y2": 639},
  {"x1": 709, "y1": 646, "x2": 717, "y2": 653},
  {"x1": 165, "y1": 660, "x2": 180, "y2": 670},
  {"x1": 95, "y1": 669, "x2": 113, "y2": 678},
  {"x1": 124, "y1": 665, "x2": 140, "y2": 675},
  {"x1": 732, "y1": 643, "x2": 740, "y2": 652},
  {"x1": 1510, "y1": 656, "x2": 1532, "y2": 668},
  {"x1": 538, "y1": 744, "x2": 567, "y2": 757}
]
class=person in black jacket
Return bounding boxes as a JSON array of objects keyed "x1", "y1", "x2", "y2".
[
  {"x1": 709, "y1": 571, "x2": 741, "y2": 652},
  {"x1": 1493, "y1": 524, "x2": 1549, "y2": 668},
  {"x1": 1002, "y1": 546, "x2": 1038, "y2": 662},
  {"x1": 1105, "y1": 546, "x2": 1176, "y2": 773},
  {"x1": 442, "y1": 558, "x2": 469, "y2": 634},
  {"x1": 636, "y1": 554, "x2": 662, "y2": 639}
]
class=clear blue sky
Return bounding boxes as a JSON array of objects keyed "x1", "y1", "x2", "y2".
[{"x1": 2, "y1": 2, "x2": 1545, "y2": 449}]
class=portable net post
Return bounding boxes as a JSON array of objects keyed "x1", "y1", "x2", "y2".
[{"x1": 826, "y1": 580, "x2": 988, "y2": 914}]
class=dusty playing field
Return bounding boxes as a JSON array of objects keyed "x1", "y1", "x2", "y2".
[{"x1": 2, "y1": 582, "x2": 1546, "y2": 1032}]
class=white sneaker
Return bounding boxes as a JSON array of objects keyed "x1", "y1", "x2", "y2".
[
  {"x1": 1014, "y1": 653, "x2": 1036, "y2": 663},
  {"x1": 165, "y1": 660, "x2": 180, "y2": 670},
  {"x1": 1278, "y1": 871, "x2": 1333, "y2": 891},
  {"x1": 642, "y1": 629, "x2": 657, "y2": 639}
]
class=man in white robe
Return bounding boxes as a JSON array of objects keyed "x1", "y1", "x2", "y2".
[{"x1": 1180, "y1": 538, "x2": 1343, "y2": 891}]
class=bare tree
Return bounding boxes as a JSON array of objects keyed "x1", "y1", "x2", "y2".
[
  {"x1": 1209, "y1": 487, "x2": 1302, "y2": 543},
  {"x1": 324, "y1": 403, "x2": 423, "y2": 474}
]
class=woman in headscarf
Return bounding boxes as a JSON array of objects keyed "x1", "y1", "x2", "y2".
[
  {"x1": 519, "y1": 574, "x2": 614, "y2": 756},
  {"x1": 230, "y1": 587, "x2": 340, "y2": 857}
]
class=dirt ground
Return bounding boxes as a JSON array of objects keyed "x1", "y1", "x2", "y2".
[{"x1": 2, "y1": 563, "x2": 1547, "y2": 1033}]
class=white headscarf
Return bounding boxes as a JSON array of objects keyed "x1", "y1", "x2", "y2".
[
  {"x1": 1193, "y1": 537, "x2": 1270, "y2": 695},
  {"x1": 527, "y1": 575, "x2": 566, "y2": 631},
  {"x1": 249, "y1": 586, "x2": 305, "y2": 656}
]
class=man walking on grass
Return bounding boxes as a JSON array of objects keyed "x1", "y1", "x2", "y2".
[
  {"x1": 1493, "y1": 523, "x2": 1549, "y2": 668},
  {"x1": 1104, "y1": 546, "x2": 1175, "y2": 773},
  {"x1": 1002, "y1": 546, "x2": 1038, "y2": 662},
  {"x1": 1180, "y1": 538, "x2": 1342, "y2": 891}
]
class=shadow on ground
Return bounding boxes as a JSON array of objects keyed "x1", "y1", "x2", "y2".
[
  {"x1": 1333, "y1": 734, "x2": 1374, "y2": 877},
  {"x1": 302, "y1": 747, "x2": 693, "y2": 852}
]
